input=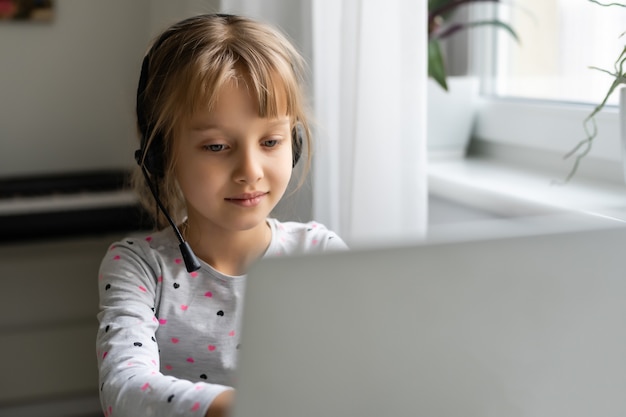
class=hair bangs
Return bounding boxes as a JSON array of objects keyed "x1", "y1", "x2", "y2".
[
  {"x1": 249, "y1": 57, "x2": 300, "y2": 121},
  {"x1": 225, "y1": 37, "x2": 305, "y2": 121},
  {"x1": 163, "y1": 54, "x2": 233, "y2": 127}
]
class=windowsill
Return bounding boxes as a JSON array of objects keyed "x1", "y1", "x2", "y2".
[{"x1": 428, "y1": 152, "x2": 626, "y2": 223}]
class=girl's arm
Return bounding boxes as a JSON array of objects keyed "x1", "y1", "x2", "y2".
[{"x1": 96, "y1": 240, "x2": 231, "y2": 417}]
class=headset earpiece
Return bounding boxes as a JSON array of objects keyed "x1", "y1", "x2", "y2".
[
  {"x1": 135, "y1": 134, "x2": 166, "y2": 179},
  {"x1": 135, "y1": 30, "x2": 168, "y2": 179},
  {"x1": 292, "y1": 122, "x2": 304, "y2": 167}
]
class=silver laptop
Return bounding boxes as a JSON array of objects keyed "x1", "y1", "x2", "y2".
[{"x1": 233, "y1": 217, "x2": 626, "y2": 417}]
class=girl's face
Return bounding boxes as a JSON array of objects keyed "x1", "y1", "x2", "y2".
[{"x1": 174, "y1": 79, "x2": 293, "y2": 234}]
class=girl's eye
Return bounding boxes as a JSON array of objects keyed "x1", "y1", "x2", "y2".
[
  {"x1": 203, "y1": 144, "x2": 227, "y2": 152},
  {"x1": 263, "y1": 139, "x2": 280, "y2": 148}
]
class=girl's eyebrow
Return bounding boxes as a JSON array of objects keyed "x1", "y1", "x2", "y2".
[
  {"x1": 191, "y1": 118, "x2": 290, "y2": 132},
  {"x1": 191, "y1": 124, "x2": 221, "y2": 132},
  {"x1": 267, "y1": 116, "x2": 290, "y2": 124},
  {"x1": 262, "y1": 117, "x2": 291, "y2": 130}
]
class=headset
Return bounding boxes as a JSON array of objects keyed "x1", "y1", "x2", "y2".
[{"x1": 134, "y1": 13, "x2": 304, "y2": 273}]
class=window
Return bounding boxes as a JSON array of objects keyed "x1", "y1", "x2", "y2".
[
  {"x1": 469, "y1": 1, "x2": 626, "y2": 180},
  {"x1": 487, "y1": 0, "x2": 625, "y2": 106}
]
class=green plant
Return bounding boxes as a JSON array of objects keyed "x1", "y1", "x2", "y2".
[
  {"x1": 428, "y1": 0, "x2": 519, "y2": 91},
  {"x1": 563, "y1": 0, "x2": 626, "y2": 182}
]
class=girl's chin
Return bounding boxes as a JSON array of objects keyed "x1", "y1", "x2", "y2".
[{"x1": 189, "y1": 213, "x2": 272, "y2": 233}]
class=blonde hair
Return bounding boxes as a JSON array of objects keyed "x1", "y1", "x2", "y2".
[{"x1": 133, "y1": 14, "x2": 312, "y2": 229}]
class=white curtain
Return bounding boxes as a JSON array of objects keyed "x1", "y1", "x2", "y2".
[{"x1": 222, "y1": 0, "x2": 428, "y2": 247}]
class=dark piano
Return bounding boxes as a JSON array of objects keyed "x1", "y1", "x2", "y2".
[{"x1": 0, "y1": 170, "x2": 153, "y2": 243}]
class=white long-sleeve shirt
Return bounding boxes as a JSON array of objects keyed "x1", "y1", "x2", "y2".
[{"x1": 96, "y1": 218, "x2": 347, "y2": 417}]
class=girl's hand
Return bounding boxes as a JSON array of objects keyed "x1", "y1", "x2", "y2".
[{"x1": 206, "y1": 390, "x2": 235, "y2": 417}]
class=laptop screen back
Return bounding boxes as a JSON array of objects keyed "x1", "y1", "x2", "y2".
[{"x1": 233, "y1": 222, "x2": 626, "y2": 417}]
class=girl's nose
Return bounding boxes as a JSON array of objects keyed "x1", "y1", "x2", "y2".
[{"x1": 233, "y1": 148, "x2": 263, "y2": 184}]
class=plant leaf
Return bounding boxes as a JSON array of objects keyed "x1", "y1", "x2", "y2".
[
  {"x1": 429, "y1": 0, "x2": 505, "y2": 21},
  {"x1": 587, "y1": 0, "x2": 626, "y2": 7},
  {"x1": 429, "y1": 0, "x2": 456, "y2": 18},
  {"x1": 428, "y1": 39, "x2": 448, "y2": 90},
  {"x1": 461, "y1": 20, "x2": 520, "y2": 43}
]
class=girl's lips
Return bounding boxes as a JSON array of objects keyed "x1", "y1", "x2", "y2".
[{"x1": 225, "y1": 192, "x2": 268, "y2": 207}]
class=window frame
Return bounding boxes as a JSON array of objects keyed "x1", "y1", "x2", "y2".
[
  {"x1": 473, "y1": 96, "x2": 621, "y2": 164},
  {"x1": 465, "y1": 2, "x2": 623, "y2": 179}
]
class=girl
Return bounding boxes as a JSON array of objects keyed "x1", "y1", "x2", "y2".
[{"x1": 96, "y1": 13, "x2": 346, "y2": 417}]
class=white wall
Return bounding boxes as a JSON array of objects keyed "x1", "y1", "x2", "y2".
[
  {"x1": 149, "y1": 0, "x2": 221, "y2": 37},
  {"x1": 0, "y1": 0, "x2": 219, "y2": 179},
  {"x1": 0, "y1": 0, "x2": 147, "y2": 177}
]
